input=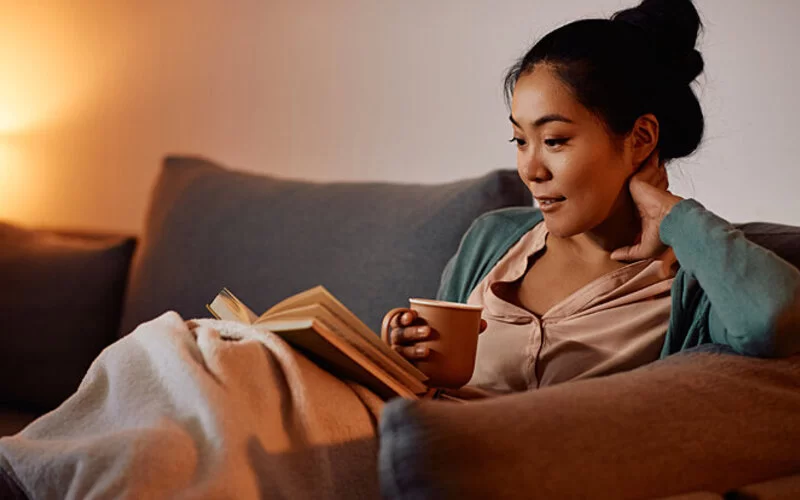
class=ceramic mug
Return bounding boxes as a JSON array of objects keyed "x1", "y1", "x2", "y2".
[{"x1": 406, "y1": 298, "x2": 484, "y2": 389}]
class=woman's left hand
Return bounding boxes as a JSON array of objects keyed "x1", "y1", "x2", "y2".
[{"x1": 610, "y1": 151, "x2": 683, "y2": 277}]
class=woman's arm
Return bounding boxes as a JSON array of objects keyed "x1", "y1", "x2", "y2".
[
  {"x1": 660, "y1": 199, "x2": 800, "y2": 357},
  {"x1": 611, "y1": 154, "x2": 800, "y2": 357}
]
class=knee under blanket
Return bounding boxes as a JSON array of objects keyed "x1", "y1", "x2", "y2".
[{"x1": 0, "y1": 312, "x2": 383, "y2": 499}]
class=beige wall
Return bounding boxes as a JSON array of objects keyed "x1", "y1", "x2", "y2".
[{"x1": 1, "y1": 0, "x2": 798, "y2": 233}]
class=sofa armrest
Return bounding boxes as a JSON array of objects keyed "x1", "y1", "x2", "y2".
[{"x1": 0, "y1": 223, "x2": 136, "y2": 412}]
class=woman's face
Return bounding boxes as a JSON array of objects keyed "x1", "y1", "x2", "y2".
[{"x1": 510, "y1": 64, "x2": 636, "y2": 238}]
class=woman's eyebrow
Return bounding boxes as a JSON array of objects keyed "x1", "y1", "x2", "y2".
[{"x1": 509, "y1": 113, "x2": 575, "y2": 128}]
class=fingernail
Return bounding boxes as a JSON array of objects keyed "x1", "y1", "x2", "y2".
[
  {"x1": 416, "y1": 327, "x2": 429, "y2": 338},
  {"x1": 415, "y1": 345, "x2": 427, "y2": 356}
]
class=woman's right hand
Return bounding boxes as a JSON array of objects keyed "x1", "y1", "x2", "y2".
[
  {"x1": 381, "y1": 308, "x2": 432, "y2": 362},
  {"x1": 381, "y1": 307, "x2": 488, "y2": 363}
]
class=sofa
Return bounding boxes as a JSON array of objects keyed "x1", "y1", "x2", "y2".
[{"x1": 0, "y1": 155, "x2": 798, "y2": 498}]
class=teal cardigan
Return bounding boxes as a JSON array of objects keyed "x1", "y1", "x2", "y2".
[{"x1": 436, "y1": 199, "x2": 800, "y2": 358}]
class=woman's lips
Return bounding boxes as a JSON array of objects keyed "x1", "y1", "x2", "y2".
[{"x1": 534, "y1": 196, "x2": 566, "y2": 212}]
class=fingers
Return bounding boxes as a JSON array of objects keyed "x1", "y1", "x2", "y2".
[
  {"x1": 634, "y1": 150, "x2": 658, "y2": 174},
  {"x1": 634, "y1": 151, "x2": 669, "y2": 191},
  {"x1": 381, "y1": 307, "x2": 434, "y2": 349},
  {"x1": 385, "y1": 310, "x2": 430, "y2": 360},
  {"x1": 610, "y1": 245, "x2": 639, "y2": 262},
  {"x1": 392, "y1": 344, "x2": 430, "y2": 360},
  {"x1": 614, "y1": 244, "x2": 677, "y2": 275},
  {"x1": 638, "y1": 154, "x2": 661, "y2": 179},
  {"x1": 654, "y1": 159, "x2": 669, "y2": 190},
  {"x1": 381, "y1": 308, "x2": 416, "y2": 343},
  {"x1": 382, "y1": 307, "x2": 487, "y2": 364},
  {"x1": 389, "y1": 324, "x2": 432, "y2": 345},
  {"x1": 388, "y1": 308, "x2": 417, "y2": 328}
]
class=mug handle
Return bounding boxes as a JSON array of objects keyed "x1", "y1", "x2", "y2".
[{"x1": 381, "y1": 307, "x2": 409, "y2": 344}]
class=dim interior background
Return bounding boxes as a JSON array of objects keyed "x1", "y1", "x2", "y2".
[{"x1": 1, "y1": 0, "x2": 797, "y2": 234}]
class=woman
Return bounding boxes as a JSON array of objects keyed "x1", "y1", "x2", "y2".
[
  {"x1": 2, "y1": 0, "x2": 798, "y2": 498},
  {"x1": 377, "y1": 0, "x2": 800, "y2": 497},
  {"x1": 384, "y1": 0, "x2": 800, "y2": 396}
]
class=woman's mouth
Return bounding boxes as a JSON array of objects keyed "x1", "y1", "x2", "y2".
[{"x1": 535, "y1": 196, "x2": 566, "y2": 211}]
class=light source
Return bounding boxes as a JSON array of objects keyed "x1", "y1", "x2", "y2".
[
  {"x1": 0, "y1": 5, "x2": 105, "y2": 227},
  {"x1": 0, "y1": 137, "x2": 38, "y2": 225}
]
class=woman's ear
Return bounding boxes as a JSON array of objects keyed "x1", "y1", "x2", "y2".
[{"x1": 630, "y1": 114, "x2": 660, "y2": 170}]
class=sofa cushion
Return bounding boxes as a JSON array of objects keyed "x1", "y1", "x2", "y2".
[
  {"x1": 0, "y1": 224, "x2": 136, "y2": 412},
  {"x1": 0, "y1": 408, "x2": 40, "y2": 438},
  {"x1": 737, "y1": 222, "x2": 800, "y2": 269},
  {"x1": 120, "y1": 156, "x2": 532, "y2": 335}
]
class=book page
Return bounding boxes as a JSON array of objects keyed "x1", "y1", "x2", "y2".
[
  {"x1": 257, "y1": 303, "x2": 426, "y2": 394},
  {"x1": 261, "y1": 286, "x2": 428, "y2": 382},
  {"x1": 208, "y1": 288, "x2": 258, "y2": 324},
  {"x1": 255, "y1": 318, "x2": 418, "y2": 400}
]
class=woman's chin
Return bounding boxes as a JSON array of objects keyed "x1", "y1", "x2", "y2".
[{"x1": 541, "y1": 214, "x2": 586, "y2": 239}]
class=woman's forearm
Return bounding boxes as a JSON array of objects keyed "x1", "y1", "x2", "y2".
[{"x1": 660, "y1": 199, "x2": 800, "y2": 356}]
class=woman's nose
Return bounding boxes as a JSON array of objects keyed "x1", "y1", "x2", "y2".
[{"x1": 520, "y1": 152, "x2": 552, "y2": 183}]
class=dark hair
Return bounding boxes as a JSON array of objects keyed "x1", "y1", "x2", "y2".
[{"x1": 503, "y1": 0, "x2": 704, "y2": 161}]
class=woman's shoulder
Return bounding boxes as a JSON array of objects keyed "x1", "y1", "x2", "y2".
[
  {"x1": 454, "y1": 206, "x2": 543, "y2": 264},
  {"x1": 438, "y1": 206, "x2": 543, "y2": 303}
]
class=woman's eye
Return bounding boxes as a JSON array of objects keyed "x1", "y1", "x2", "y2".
[
  {"x1": 544, "y1": 138, "x2": 569, "y2": 148},
  {"x1": 509, "y1": 137, "x2": 527, "y2": 147}
]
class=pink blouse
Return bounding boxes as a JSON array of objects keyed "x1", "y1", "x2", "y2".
[{"x1": 466, "y1": 221, "x2": 674, "y2": 394}]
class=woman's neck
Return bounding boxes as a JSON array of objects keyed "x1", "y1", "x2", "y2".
[{"x1": 550, "y1": 194, "x2": 641, "y2": 263}]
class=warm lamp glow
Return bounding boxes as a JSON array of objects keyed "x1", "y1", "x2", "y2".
[
  {"x1": 0, "y1": 141, "x2": 36, "y2": 223},
  {"x1": 0, "y1": 4, "x2": 132, "y2": 227},
  {"x1": 0, "y1": 4, "x2": 112, "y2": 135},
  {"x1": 0, "y1": 110, "x2": 22, "y2": 136}
]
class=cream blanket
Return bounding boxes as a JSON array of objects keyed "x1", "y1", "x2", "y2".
[{"x1": 0, "y1": 312, "x2": 383, "y2": 499}]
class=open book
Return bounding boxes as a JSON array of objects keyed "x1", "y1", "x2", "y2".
[{"x1": 206, "y1": 286, "x2": 429, "y2": 400}]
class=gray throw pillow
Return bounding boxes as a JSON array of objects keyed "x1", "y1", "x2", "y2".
[
  {"x1": 0, "y1": 224, "x2": 136, "y2": 412},
  {"x1": 119, "y1": 156, "x2": 532, "y2": 335}
]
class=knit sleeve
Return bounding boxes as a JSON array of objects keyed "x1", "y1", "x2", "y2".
[
  {"x1": 659, "y1": 199, "x2": 800, "y2": 356},
  {"x1": 437, "y1": 209, "x2": 543, "y2": 304}
]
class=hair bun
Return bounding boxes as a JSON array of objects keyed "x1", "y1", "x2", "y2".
[
  {"x1": 680, "y1": 49, "x2": 704, "y2": 84},
  {"x1": 612, "y1": 0, "x2": 704, "y2": 84}
]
